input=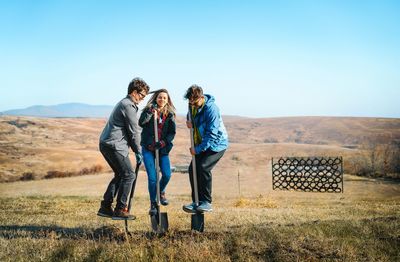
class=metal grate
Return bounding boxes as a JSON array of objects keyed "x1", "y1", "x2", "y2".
[{"x1": 271, "y1": 157, "x2": 343, "y2": 193}]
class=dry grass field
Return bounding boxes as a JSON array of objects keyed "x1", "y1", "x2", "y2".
[
  {"x1": 1, "y1": 115, "x2": 399, "y2": 183},
  {"x1": 0, "y1": 115, "x2": 399, "y2": 261},
  {"x1": 0, "y1": 174, "x2": 399, "y2": 261}
]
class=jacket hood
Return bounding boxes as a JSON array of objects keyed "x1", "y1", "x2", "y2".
[{"x1": 204, "y1": 94, "x2": 215, "y2": 107}]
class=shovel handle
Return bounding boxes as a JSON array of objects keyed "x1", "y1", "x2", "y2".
[
  {"x1": 125, "y1": 162, "x2": 140, "y2": 232},
  {"x1": 127, "y1": 163, "x2": 141, "y2": 212},
  {"x1": 188, "y1": 105, "x2": 200, "y2": 206},
  {"x1": 153, "y1": 110, "x2": 162, "y2": 225}
]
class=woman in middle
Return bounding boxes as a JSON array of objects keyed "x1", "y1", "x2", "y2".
[{"x1": 139, "y1": 89, "x2": 176, "y2": 215}]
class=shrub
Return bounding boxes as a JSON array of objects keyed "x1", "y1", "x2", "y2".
[
  {"x1": 345, "y1": 142, "x2": 400, "y2": 178},
  {"x1": 45, "y1": 170, "x2": 75, "y2": 179},
  {"x1": 264, "y1": 138, "x2": 278, "y2": 143},
  {"x1": 20, "y1": 172, "x2": 36, "y2": 181},
  {"x1": 232, "y1": 155, "x2": 241, "y2": 161},
  {"x1": 89, "y1": 164, "x2": 103, "y2": 173},
  {"x1": 44, "y1": 164, "x2": 104, "y2": 180}
]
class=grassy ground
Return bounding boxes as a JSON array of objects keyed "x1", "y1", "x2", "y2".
[
  {"x1": 1, "y1": 181, "x2": 399, "y2": 261},
  {"x1": 1, "y1": 116, "x2": 399, "y2": 261}
]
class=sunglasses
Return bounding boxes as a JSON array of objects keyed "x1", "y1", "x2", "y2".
[{"x1": 137, "y1": 92, "x2": 147, "y2": 100}]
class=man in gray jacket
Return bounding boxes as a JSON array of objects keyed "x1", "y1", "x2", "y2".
[{"x1": 97, "y1": 77, "x2": 150, "y2": 219}]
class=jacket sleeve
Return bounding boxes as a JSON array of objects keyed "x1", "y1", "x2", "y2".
[
  {"x1": 194, "y1": 105, "x2": 220, "y2": 154},
  {"x1": 123, "y1": 103, "x2": 141, "y2": 154},
  {"x1": 163, "y1": 115, "x2": 176, "y2": 145},
  {"x1": 139, "y1": 107, "x2": 153, "y2": 128}
]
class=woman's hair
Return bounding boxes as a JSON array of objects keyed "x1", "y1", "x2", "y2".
[
  {"x1": 184, "y1": 85, "x2": 203, "y2": 100},
  {"x1": 145, "y1": 89, "x2": 176, "y2": 117}
]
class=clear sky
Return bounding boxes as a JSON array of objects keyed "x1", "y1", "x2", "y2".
[{"x1": 1, "y1": 0, "x2": 399, "y2": 118}]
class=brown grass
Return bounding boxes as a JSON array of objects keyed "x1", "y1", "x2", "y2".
[
  {"x1": 0, "y1": 174, "x2": 399, "y2": 261},
  {"x1": 1, "y1": 115, "x2": 400, "y2": 183},
  {"x1": 1, "y1": 115, "x2": 399, "y2": 260},
  {"x1": 234, "y1": 195, "x2": 279, "y2": 208}
]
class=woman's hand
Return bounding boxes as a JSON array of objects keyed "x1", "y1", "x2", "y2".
[
  {"x1": 149, "y1": 103, "x2": 158, "y2": 114},
  {"x1": 189, "y1": 147, "x2": 196, "y2": 155},
  {"x1": 186, "y1": 121, "x2": 192, "y2": 129}
]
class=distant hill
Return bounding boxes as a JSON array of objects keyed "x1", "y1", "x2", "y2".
[
  {"x1": 1, "y1": 103, "x2": 113, "y2": 118},
  {"x1": 224, "y1": 116, "x2": 400, "y2": 146}
]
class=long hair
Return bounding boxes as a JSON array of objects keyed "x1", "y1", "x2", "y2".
[{"x1": 145, "y1": 89, "x2": 176, "y2": 118}]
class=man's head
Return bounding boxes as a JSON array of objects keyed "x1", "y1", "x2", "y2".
[
  {"x1": 184, "y1": 85, "x2": 204, "y2": 108},
  {"x1": 128, "y1": 77, "x2": 150, "y2": 103}
]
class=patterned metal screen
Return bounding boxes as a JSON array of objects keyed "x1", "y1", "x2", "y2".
[{"x1": 271, "y1": 157, "x2": 343, "y2": 193}]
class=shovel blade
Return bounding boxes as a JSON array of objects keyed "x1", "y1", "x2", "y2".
[
  {"x1": 191, "y1": 213, "x2": 204, "y2": 232},
  {"x1": 124, "y1": 220, "x2": 129, "y2": 233},
  {"x1": 160, "y1": 212, "x2": 169, "y2": 232},
  {"x1": 150, "y1": 214, "x2": 158, "y2": 231},
  {"x1": 150, "y1": 212, "x2": 169, "y2": 234}
]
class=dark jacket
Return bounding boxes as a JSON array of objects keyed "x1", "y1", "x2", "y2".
[
  {"x1": 100, "y1": 95, "x2": 141, "y2": 157},
  {"x1": 139, "y1": 108, "x2": 176, "y2": 155}
]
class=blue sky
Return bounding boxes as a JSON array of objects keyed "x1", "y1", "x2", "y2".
[{"x1": 1, "y1": 0, "x2": 399, "y2": 118}]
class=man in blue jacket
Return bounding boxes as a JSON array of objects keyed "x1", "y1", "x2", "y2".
[
  {"x1": 97, "y1": 77, "x2": 149, "y2": 220},
  {"x1": 183, "y1": 85, "x2": 228, "y2": 213}
]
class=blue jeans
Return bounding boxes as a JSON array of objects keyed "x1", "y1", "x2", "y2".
[{"x1": 142, "y1": 147, "x2": 172, "y2": 202}]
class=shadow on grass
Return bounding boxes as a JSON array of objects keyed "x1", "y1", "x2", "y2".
[
  {"x1": 0, "y1": 224, "x2": 232, "y2": 242},
  {"x1": 0, "y1": 225, "x2": 122, "y2": 241},
  {"x1": 1, "y1": 216, "x2": 397, "y2": 242},
  {"x1": 0, "y1": 224, "x2": 286, "y2": 261},
  {"x1": 2, "y1": 216, "x2": 398, "y2": 261}
]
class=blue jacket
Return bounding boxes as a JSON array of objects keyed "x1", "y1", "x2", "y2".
[{"x1": 190, "y1": 94, "x2": 228, "y2": 154}]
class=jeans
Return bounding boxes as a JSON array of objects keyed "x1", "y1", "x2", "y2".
[
  {"x1": 100, "y1": 143, "x2": 136, "y2": 209},
  {"x1": 142, "y1": 147, "x2": 172, "y2": 202},
  {"x1": 188, "y1": 149, "x2": 226, "y2": 204}
]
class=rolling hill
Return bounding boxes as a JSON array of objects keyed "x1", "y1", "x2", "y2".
[
  {"x1": 1, "y1": 115, "x2": 399, "y2": 183},
  {"x1": 1, "y1": 103, "x2": 113, "y2": 118}
]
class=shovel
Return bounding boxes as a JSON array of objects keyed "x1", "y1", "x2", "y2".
[
  {"x1": 150, "y1": 109, "x2": 169, "y2": 234},
  {"x1": 124, "y1": 163, "x2": 140, "y2": 233},
  {"x1": 188, "y1": 105, "x2": 205, "y2": 232}
]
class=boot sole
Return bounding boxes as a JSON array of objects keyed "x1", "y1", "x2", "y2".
[
  {"x1": 182, "y1": 206, "x2": 198, "y2": 214},
  {"x1": 97, "y1": 212, "x2": 113, "y2": 218},
  {"x1": 196, "y1": 208, "x2": 212, "y2": 213},
  {"x1": 112, "y1": 216, "x2": 136, "y2": 220}
]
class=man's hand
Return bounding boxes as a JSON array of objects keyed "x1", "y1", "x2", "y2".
[
  {"x1": 186, "y1": 121, "x2": 192, "y2": 129},
  {"x1": 135, "y1": 152, "x2": 143, "y2": 165},
  {"x1": 189, "y1": 147, "x2": 196, "y2": 156}
]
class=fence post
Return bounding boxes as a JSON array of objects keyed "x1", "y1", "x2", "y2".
[{"x1": 237, "y1": 170, "x2": 241, "y2": 197}]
